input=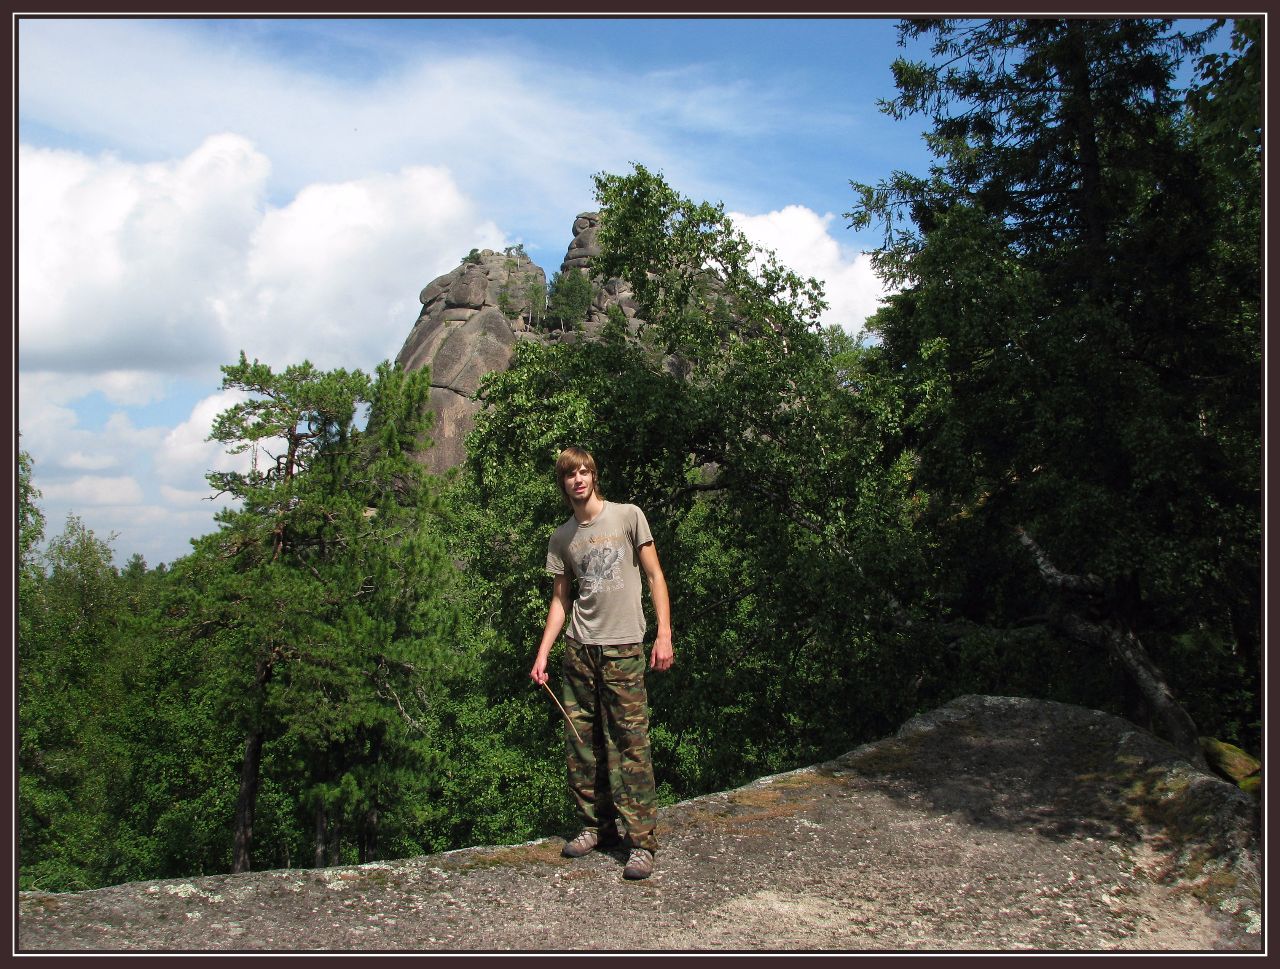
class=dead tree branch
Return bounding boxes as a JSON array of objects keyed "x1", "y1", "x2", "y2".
[{"x1": 1014, "y1": 525, "x2": 1206, "y2": 770}]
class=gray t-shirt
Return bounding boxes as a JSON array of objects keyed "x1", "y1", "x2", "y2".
[{"x1": 546, "y1": 501, "x2": 654, "y2": 646}]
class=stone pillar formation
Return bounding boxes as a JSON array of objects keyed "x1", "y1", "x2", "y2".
[{"x1": 394, "y1": 213, "x2": 644, "y2": 474}]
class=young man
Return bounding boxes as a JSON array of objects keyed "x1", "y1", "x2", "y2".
[{"x1": 530, "y1": 446, "x2": 674, "y2": 880}]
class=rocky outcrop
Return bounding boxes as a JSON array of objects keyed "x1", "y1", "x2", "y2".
[
  {"x1": 560, "y1": 212, "x2": 600, "y2": 272},
  {"x1": 395, "y1": 249, "x2": 544, "y2": 474},
  {"x1": 394, "y1": 215, "x2": 646, "y2": 474},
  {"x1": 560, "y1": 212, "x2": 644, "y2": 338},
  {"x1": 16, "y1": 696, "x2": 1260, "y2": 951}
]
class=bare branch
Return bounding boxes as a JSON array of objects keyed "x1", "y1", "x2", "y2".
[
  {"x1": 1056, "y1": 611, "x2": 1206, "y2": 769},
  {"x1": 1014, "y1": 526, "x2": 1104, "y2": 594}
]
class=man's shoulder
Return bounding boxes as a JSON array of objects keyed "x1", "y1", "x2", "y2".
[
  {"x1": 548, "y1": 514, "x2": 578, "y2": 544},
  {"x1": 609, "y1": 502, "x2": 653, "y2": 538}
]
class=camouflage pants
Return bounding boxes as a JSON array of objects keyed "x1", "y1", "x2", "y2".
[{"x1": 561, "y1": 638, "x2": 658, "y2": 853}]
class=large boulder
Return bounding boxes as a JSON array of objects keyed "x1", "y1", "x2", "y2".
[{"x1": 560, "y1": 212, "x2": 601, "y2": 272}]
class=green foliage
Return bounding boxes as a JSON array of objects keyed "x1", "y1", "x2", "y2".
[
  {"x1": 851, "y1": 18, "x2": 1260, "y2": 750},
  {"x1": 18, "y1": 509, "x2": 131, "y2": 890},
  {"x1": 457, "y1": 166, "x2": 930, "y2": 807},
  {"x1": 17, "y1": 447, "x2": 44, "y2": 573},
  {"x1": 545, "y1": 269, "x2": 595, "y2": 331},
  {"x1": 463, "y1": 248, "x2": 482, "y2": 265},
  {"x1": 526, "y1": 280, "x2": 547, "y2": 329},
  {"x1": 497, "y1": 286, "x2": 518, "y2": 319},
  {"x1": 594, "y1": 164, "x2": 827, "y2": 359},
  {"x1": 497, "y1": 266, "x2": 546, "y2": 327},
  {"x1": 1187, "y1": 19, "x2": 1262, "y2": 168},
  {"x1": 186, "y1": 355, "x2": 467, "y2": 870}
]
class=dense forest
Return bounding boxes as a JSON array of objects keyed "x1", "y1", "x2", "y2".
[{"x1": 17, "y1": 18, "x2": 1261, "y2": 892}]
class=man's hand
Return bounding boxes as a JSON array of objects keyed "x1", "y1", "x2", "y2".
[
  {"x1": 649, "y1": 631, "x2": 674, "y2": 672},
  {"x1": 530, "y1": 654, "x2": 549, "y2": 686}
]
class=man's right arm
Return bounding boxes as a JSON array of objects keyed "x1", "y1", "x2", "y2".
[{"x1": 530, "y1": 572, "x2": 572, "y2": 685}]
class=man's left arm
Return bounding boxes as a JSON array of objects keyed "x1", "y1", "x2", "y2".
[{"x1": 638, "y1": 541, "x2": 673, "y2": 672}]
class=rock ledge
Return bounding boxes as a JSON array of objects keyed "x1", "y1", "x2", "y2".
[{"x1": 18, "y1": 696, "x2": 1261, "y2": 952}]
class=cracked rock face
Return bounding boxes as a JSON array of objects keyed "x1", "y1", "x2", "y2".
[
  {"x1": 394, "y1": 214, "x2": 646, "y2": 474},
  {"x1": 395, "y1": 250, "x2": 544, "y2": 474}
]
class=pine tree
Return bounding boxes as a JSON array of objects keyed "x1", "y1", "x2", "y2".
[
  {"x1": 189, "y1": 354, "x2": 462, "y2": 872},
  {"x1": 850, "y1": 18, "x2": 1261, "y2": 756}
]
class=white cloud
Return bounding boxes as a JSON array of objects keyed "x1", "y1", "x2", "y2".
[
  {"x1": 62, "y1": 451, "x2": 117, "y2": 472},
  {"x1": 17, "y1": 376, "x2": 80, "y2": 448},
  {"x1": 18, "y1": 376, "x2": 167, "y2": 480},
  {"x1": 19, "y1": 135, "x2": 269, "y2": 374},
  {"x1": 17, "y1": 370, "x2": 170, "y2": 410},
  {"x1": 158, "y1": 389, "x2": 254, "y2": 493},
  {"x1": 729, "y1": 205, "x2": 891, "y2": 338},
  {"x1": 93, "y1": 372, "x2": 173, "y2": 407},
  {"x1": 40, "y1": 475, "x2": 145, "y2": 507},
  {"x1": 19, "y1": 135, "x2": 507, "y2": 380},
  {"x1": 238, "y1": 165, "x2": 506, "y2": 369}
]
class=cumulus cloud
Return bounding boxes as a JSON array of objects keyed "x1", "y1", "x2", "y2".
[
  {"x1": 62, "y1": 452, "x2": 118, "y2": 472},
  {"x1": 19, "y1": 135, "x2": 508, "y2": 379},
  {"x1": 728, "y1": 205, "x2": 890, "y2": 338},
  {"x1": 39, "y1": 475, "x2": 145, "y2": 507},
  {"x1": 157, "y1": 389, "x2": 255, "y2": 494},
  {"x1": 237, "y1": 165, "x2": 506, "y2": 369},
  {"x1": 18, "y1": 376, "x2": 163, "y2": 481},
  {"x1": 19, "y1": 136, "x2": 268, "y2": 374}
]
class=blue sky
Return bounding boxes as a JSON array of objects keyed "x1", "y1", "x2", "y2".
[{"x1": 13, "y1": 15, "x2": 1224, "y2": 569}]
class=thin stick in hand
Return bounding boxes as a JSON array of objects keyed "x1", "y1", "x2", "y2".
[{"x1": 541, "y1": 679, "x2": 583, "y2": 744}]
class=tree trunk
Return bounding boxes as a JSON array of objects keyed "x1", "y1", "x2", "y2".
[
  {"x1": 1058, "y1": 612, "x2": 1208, "y2": 770},
  {"x1": 359, "y1": 808, "x2": 379, "y2": 865},
  {"x1": 313, "y1": 803, "x2": 327, "y2": 868},
  {"x1": 231, "y1": 728, "x2": 264, "y2": 874},
  {"x1": 231, "y1": 657, "x2": 272, "y2": 874},
  {"x1": 328, "y1": 819, "x2": 341, "y2": 868},
  {"x1": 1062, "y1": 22, "x2": 1109, "y2": 258},
  {"x1": 1015, "y1": 526, "x2": 1207, "y2": 769}
]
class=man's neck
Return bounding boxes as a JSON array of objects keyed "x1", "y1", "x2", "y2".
[{"x1": 572, "y1": 493, "x2": 605, "y2": 524}]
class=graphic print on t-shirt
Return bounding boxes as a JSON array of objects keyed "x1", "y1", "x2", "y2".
[{"x1": 576, "y1": 539, "x2": 625, "y2": 596}]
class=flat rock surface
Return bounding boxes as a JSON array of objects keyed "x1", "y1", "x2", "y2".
[{"x1": 17, "y1": 695, "x2": 1262, "y2": 952}]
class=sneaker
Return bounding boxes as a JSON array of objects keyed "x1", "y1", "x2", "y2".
[
  {"x1": 561, "y1": 829, "x2": 599, "y2": 858},
  {"x1": 623, "y1": 847, "x2": 654, "y2": 880}
]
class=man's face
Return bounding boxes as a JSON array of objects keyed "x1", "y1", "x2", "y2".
[{"x1": 564, "y1": 463, "x2": 595, "y2": 502}]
